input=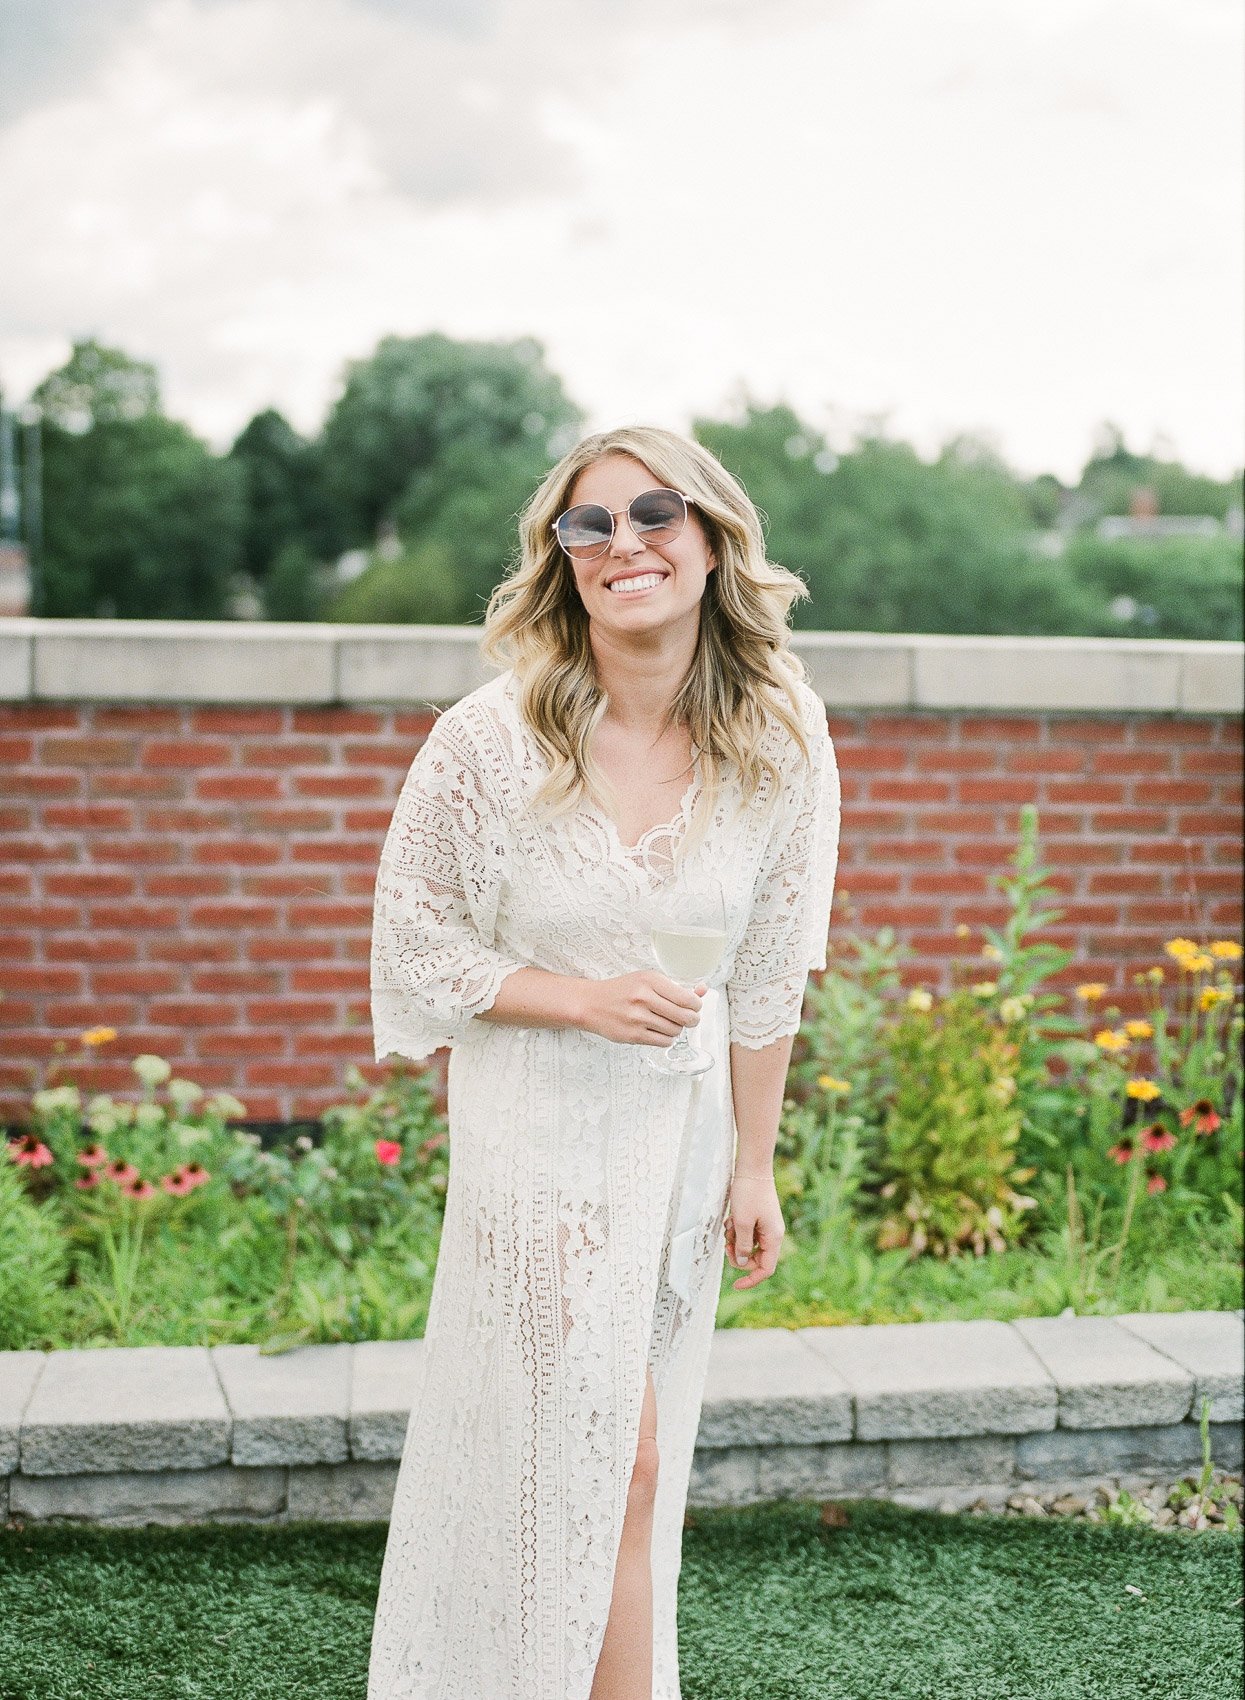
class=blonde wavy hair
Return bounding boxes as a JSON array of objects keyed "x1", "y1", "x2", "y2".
[{"x1": 478, "y1": 424, "x2": 816, "y2": 852}]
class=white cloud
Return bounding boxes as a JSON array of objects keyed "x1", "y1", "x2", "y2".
[{"x1": 0, "y1": 0, "x2": 1240, "y2": 479}]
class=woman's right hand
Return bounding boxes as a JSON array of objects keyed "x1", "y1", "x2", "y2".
[{"x1": 578, "y1": 972, "x2": 708, "y2": 1047}]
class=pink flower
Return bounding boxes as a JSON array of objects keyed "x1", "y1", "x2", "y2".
[
  {"x1": 160, "y1": 1169, "x2": 194, "y2": 1196},
  {"x1": 1145, "y1": 1171, "x2": 1167, "y2": 1194},
  {"x1": 75, "y1": 1171, "x2": 100, "y2": 1191},
  {"x1": 121, "y1": 1176, "x2": 156, "y2": 1201},
  {"x1": 1140, "y1": 1124, "x2": 1176, "y2": 1153},
  {"x1": 181, "y1": 1163, "x2": 210, "y2": 1190},
  {"x1": 375, "y1": 1139, "x2": 403, "y2": 1167},
  {"x1": 1179, "y1": 1099, "x2": 1221, "y2": 1136},
  {"x1": 1106, "y1": 1139, "x2": 1135, "y2": 1165},
  {"x1": 10, "y1": 1133, "x2": 54, "y2": 1169},
  {"x1": 77, "y1": 1143, "x2": 110, "y2": 1168},
  {"x1": 104, "y1": 1159, "x2": 140, "y2": 1186}
]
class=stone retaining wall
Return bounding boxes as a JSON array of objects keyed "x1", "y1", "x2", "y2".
[{"x1": 3, "y1": 1310, "x2": 1240, "y2": 1527}]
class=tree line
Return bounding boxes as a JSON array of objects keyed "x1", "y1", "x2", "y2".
[{"x1": 13, "y1": 334, "x2": 1243, "y2": 640}]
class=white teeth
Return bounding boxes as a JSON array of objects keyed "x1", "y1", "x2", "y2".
[{"x1": 607, "y1": 573, "x2": 665, "y2": 595}]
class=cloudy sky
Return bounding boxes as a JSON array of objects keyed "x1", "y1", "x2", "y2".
[{"x1": 1, "y1": 0, "x2": 1241, "y2": 480}]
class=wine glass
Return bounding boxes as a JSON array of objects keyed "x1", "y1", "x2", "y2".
[{"x1": 641, "y1": 866, "x2": 728, "y2": 1076}]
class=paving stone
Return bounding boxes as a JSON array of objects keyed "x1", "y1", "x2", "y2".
[
  {"x1": 10, "y1": 1466, "x2": 286, "y2": 1526},
  {"x1": 286, "y1": 1461, "x2": 398, "y2": 1522},
  {"x1": 350, "y1": 1339, "x2": 427, "y2": 1461},
  {"x1": 0, "y1": 1352, "x2": 46, "y2": 1474},
  {"x1": 1011, "y1": 1315, "x2": 1192, "y2": 1428},
  {"x1": 21, "y1": 1346, "x2": 229, "y2": 1475},
  {"x1": 698, "y1": 1329, "x2": 851, "y2": 1447},
  {"x1": 1015, "y1": 1421, "x2": 1207, "y2": 1481},
  {"x1": 212, "y1": 1343, "x2": 352, "y2": 1466},
  {"x1": 755, "y1": 1441, "x2": 884, "y2": 1499},
  {"x1": 1114, "y1": 1310, "x2": 1244, "y2": 1422},
  {"x1": 886, "y1": 1434, "x2": 1017, "y2": 1488},
  {"x1": 797, "y1": 1320, "x2": 1056, "y2": 1440},
  {"x1": 687, "y1": 1445, "x2": 761, "y2": 1509}
]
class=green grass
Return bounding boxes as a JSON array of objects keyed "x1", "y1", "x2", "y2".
[{"x1": 2, "y1": 1499, "x2": 1240, "y2": 1699}]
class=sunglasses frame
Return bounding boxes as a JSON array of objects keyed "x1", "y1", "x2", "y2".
[{"x1": 551, "y1": 487, "x2": 694, "y2": 559}]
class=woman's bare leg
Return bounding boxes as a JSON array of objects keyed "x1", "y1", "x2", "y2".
[{"x1": 589, "y1": 1365, "x2": 659, "y2": 1700}]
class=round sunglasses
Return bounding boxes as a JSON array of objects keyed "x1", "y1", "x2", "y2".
[{"x1": 551, "y1": 486, "x2": 692, "y2": 559}]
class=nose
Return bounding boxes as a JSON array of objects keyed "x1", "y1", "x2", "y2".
[{"x1": 607, "y1": 508, "x2": 646, "y2": 559}]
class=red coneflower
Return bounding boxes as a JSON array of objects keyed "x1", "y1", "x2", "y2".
[
  {"x1": 181, "y1": 1162, "x2": 210, "y2": 1190},
  {"x1": 77, "y1": 1143, "x2": 110, "y2": 1168},
  {"x1": 375, "y1": 1139, "x2": 402, "y2": 1166},
  {"x1": 104, "y1": 1159, "x2": 140, "y2": 1186},
  {"x1": 160, "y1": 1169, "x2": 194, "y2": 1196},
  {"x1": 1107, "y1": 1138, "x2": 1135, "y2": 1164},
  {"x1": 1140, "y1": 1124, "x2": 1176, "y2": 1153},
  {"x1": 75, "y1": 1171, "x2": 100, "y2": 1191},
  {"x1": 1179, "y1": 1099, "x2": 1221, "y2": 1136},
  {"x1": 120, "y1": 1176, "x2": 156, "y2": 1201},
  {"x1": 10, "y1": 1133, "x2": 54, "y2": 1169},
  {"x1": 1146, "y1": 1172, "x2": 1167, "y2": 1194}
]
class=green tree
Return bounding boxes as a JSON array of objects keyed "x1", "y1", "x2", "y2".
[
  {"x1": 33, "y1": 339, "x2": 244, "y2": 619},
  {"x1": 317, "y1": 331, "x2": 582, "y2": 554},
  {"x1": 226, "y1": 408, "x2": 325, "y2": 583}
]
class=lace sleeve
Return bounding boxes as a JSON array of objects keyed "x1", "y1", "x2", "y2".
[
  {"x1": 725, "y1": 699, "x2": 841, "y2": 1050},
  {"x1": 370, "y1": 711, "x2": 528, "y2": 1064}
]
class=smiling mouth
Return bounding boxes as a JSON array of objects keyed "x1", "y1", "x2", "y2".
[{"x1": 605, "y1": 571, "x2": 668, "y2": 596}]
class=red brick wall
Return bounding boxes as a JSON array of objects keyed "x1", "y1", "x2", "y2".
[{"x1": 2, "y1": 702, "x2": 1241, "y2": 1124}]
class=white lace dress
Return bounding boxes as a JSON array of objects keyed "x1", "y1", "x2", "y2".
[{"x1": 367, "y1": 665, "x2": 841, "y2": 1700}]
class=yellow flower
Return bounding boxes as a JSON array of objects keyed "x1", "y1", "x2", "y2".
[
  {"x1": 817, "y1": 1075, "x2": 852, "y2": 1095},
  {"x1": 955, "y1": 923, "x2": 971, "y2": 938},
  {"x1": 1123, "y1": 1020, "x2": 1153, "y2": 1040},
  {"x1": 906, "y1": 988, "x2": 934, "y2": 1012},
  {"x1": 1164, "y1": 938, "x2": 1200, "y2": 961},
  {"x1": 80, "y1": 1027, "x2": 118, "y2": 1047},
  {"x1": 1075, "y1": 983, "x2": 1108, "y2": 1002},
  {"x1": 1145, "y1": 966, "x2": 1165, "y2": 984},
  {"x1": 1179, "y1": 954, "x2": 1215, "y2": 974},
  {"x1": 1125, "y1": 1078, "x2": 1162, "y2": 1101},
  {"x1": 971, "y1": 981, "x2": 997, "y2": 998},
  {"x1": 1210, "y1": 940, "x2": 1242, "y2": 960},
  {"x1": 1000, "y1": 997, "x2": 1028, "y2": 1024},
  {"x1": 981, "y1": 943, "x2": 1004, "y2": 962},
  {"x1": 1200, "y1": 986, "x2": 1230, "y2": 1012},
  {"x1": 1095, "y1": 1029, "x2": 1130, "y2": 1053}
]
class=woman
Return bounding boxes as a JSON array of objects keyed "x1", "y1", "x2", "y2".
[{"x1": 367, "y1": 424, "x2": 841, "y2": 1700}]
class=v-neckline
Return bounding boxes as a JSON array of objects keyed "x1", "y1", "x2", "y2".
[{"x1": 582, "y1": 766, "x2": 701, "y2": 860}]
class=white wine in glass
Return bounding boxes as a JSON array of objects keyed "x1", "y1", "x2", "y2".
[{"x1": 645, "y1": 873, "x2": 727, "y2": 1076}]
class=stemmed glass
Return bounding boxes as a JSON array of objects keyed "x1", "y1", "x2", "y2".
[{"x1": 639, "y1": 863, "x2": 728, "y2": 1076}]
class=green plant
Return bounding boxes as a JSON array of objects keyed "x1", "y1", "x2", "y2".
[
  {"x1": 874, "y1": 986, "x2": 1037, "y2": 1257},
  {"x1": 0, "y1": 1148, "x2": 70, "y2": 1349}
]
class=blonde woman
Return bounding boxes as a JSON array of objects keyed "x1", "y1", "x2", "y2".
[{"x1": 367, "y1": 424, "x2": 841, "y2": 1700}]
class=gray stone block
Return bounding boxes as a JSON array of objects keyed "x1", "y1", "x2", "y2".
[
  {"x1": 913, "y1": 635, "x2": 1183, "y2": 713},
  {"x1": 755, "y1": 1441, "x2": 885, "y2": 1500},
  {"x1": 0, "y1": 1352, "x2": 46, "y2": 1474},
  {"x1": 698, "y1": 1328, "x2": 851, "y2": 1447},
  {"x1": 21, "y1": 1346, "x2": 229, "y2": 1475},
  {"x1": 1114, "y1": 1310, "x2": 1244, "y2": 1422},
  {"x1": 350, "y1": 1338, "x2": 426, "y2": 1461},
  {"x1": 337, "y1": 629, "x2": 492, "y2": 706},
  {"x1": 1209, "y1": 1421, "x2": 1243, "y2": 1472},
  {"x1": 212, "y1": 1343, "x2": 352, "y2": 1466},
  {"x1": 10, "y1": 1466, "x2": 286, "y2": 1526},
  {"x1": 1181, "y1": 646, "x2": 1245, "y2": 713},
  {"x1": 1011, "y1": 1315, "x2": 1192, "y2": 1428},
  {"x1": 794, "y1": 634, "x2": 912, "y2": 709},
  {"x1": 0, "y1": 623, "x2": 33, "y2": 700},
  {"x1": 798, "y1": 1319, "x2": 1056, "y2": 1440},
  {"x1": 687, "y1": 1445, "x2": 761, "y2": 1509},
  {"x1": 33, "y1": 621, "x2": 339, "y2": 704},
  {"x1": 286, "y1": 1461, "x2": 399, "y2": 1522},
  {"x1": 1015, "y1": 1421, "x2": 1206, "y2": 1481},
  {"x1": 886, "y1": 1434, "x2": 1017, "y2": 1489}
]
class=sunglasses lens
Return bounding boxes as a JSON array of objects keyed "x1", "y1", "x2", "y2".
[
  {"x1": 557, "y1": 503, "x2": 613, "y2": 554},
  {"x1": 630, "y1": 489, "x2": 686, "y2": 542}
]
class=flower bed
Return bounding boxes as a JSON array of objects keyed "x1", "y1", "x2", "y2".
[{"x1": 2, "y1": 809, "x2": 1241, "y2": 1353}]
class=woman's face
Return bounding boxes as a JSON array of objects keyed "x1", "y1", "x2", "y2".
[{"x1": 560, "y1": 453, "x2": 716, "y2": 635}]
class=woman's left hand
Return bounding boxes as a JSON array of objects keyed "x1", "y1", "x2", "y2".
[{"x1": 724, "y1": 1171, "x2": 784, "y2": 1289}]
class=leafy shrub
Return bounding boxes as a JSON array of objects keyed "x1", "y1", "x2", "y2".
[{"x1": 0, "y1": 1149, "x2": 70, "y2": 1349}]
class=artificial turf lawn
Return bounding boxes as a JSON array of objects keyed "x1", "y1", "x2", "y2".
[{"x1": 1, "y1": 1498, "x2": 1240, "y2": 1700}]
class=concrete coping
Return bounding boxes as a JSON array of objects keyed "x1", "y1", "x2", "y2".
[
  {"x1": 2, "y1": 1310, "x2": 1241, "y2": 1479},
  {"x1": 0, "y1": 619, "x2": 1241, "y2": 712}
]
